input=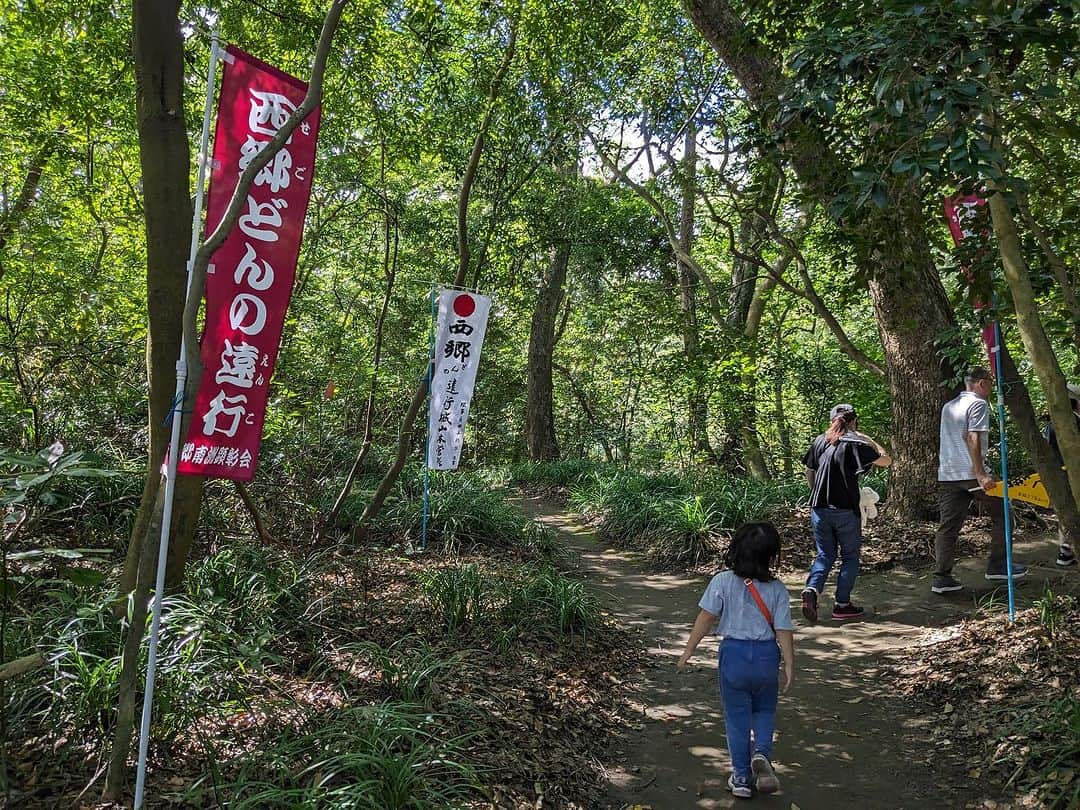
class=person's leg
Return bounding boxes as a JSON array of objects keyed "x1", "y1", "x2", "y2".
[
  {"x1": 971, "y1": 487, "x2": 1007, "y2": 570},
  {"x1": 749, "y1": 641, "x2": 781, "y2": 794},
  {"x1": 718, "y1": 640, "x2": 754, "y2": 783},
  {"x1": 833, "y1": 509, "x2": 863, "y2": 605},
  {"x1": 748, "y1": 642, "x2": 780, "y2": 758},
  {"x1": 934, "y1": 481, "x2": 971, "y2": 576},
  {"x1": 1058, "y1": 523, "x2": 1077, "y2": 567},
  {"x1": 806, "y1": 509, "x2": 839, "y2": 594}
]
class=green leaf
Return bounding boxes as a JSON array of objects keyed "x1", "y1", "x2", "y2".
[
  {"x1": 873, "y1": 73, "x2": 894, "y2": 102},
  {"x1": 61, "y1": 567, "x2": 106, "y2": 587},
  {"x1": 870, "y1": 183, "x2": 889, "y2": 209},
  {"x1": 891, "y1": 155, "x2": 916, "y2": 173}
]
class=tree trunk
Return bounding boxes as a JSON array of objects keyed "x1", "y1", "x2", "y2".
[
  {"x1": 553, "y1": 362, "x2": 614, "y2": 462},
  {"x1": 325, "y1": 161, "x2": 399, "y2": 530},
  {"x1": 685, "y1": 0, "x2": 955, "y2": 517},
  {"x1": 997, "y1": 344, "x2": 1080, "y2": 546},
  {"x1": 988, "y1": 191, "x2": 1080, "y2": 508},
  {"x1": 119, "y1": 0, "x2": 204, "y2": 601},
  {"x1": 107, "y1": 1, "x2": 350, "y2": 797},
  {"x1": 675, "y1": 122, "x2": 715, "y2": 464},
  {"x1": 103, "y1": 482, "x2": 164, "y2": 801},
  {"x1": 354, "y1": 21, "x2": 518, "y2": 535},
  {"x1": 724, "y1": 161, "x2": 780, "y2": 479},
  {"x1": 864, "y1": 197, "x2": 957, "y2": 518},
  {"x1": 525, "y1": 241, "x2": 568, "y2": 460}
]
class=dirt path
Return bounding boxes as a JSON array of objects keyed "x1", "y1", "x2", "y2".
[{"x1": 520, "y1": 497, "x2": 1069, "y2": 810}]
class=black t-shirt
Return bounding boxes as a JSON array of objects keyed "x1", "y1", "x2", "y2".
[{"x1": 803, "y1": 434, "x2": 881, "y2": 513}]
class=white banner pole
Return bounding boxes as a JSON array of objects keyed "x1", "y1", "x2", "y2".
[{"x1": 133, "y1": 32, "x2": 221, "y2": 810}]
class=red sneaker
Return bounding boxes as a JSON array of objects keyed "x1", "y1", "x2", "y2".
[{"x1": 831, "y1": 603, "x2": 865, "y2": 620}]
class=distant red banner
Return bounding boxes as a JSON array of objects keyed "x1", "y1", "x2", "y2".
[
  {"x1": 944, "y1": 194, "x2": 996, "y2": 369},
  {"x1": 178, "y1": 46, "x2": 320, "y2": 481}
]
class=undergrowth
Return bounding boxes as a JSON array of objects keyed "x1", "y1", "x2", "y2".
[
  {"x1": 547, "y1": 465, "x2": 805, "y2": 568},
  {"x1": 889, "y1": 590, "x2": 1080, "y2": 808},
  {"x1": 7, "y1": 495, "x2": 621, "y2": 808}
]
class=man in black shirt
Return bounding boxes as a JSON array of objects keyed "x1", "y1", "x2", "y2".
[{"x1": 800, "y1": 404, "x2": 892, "y2": 623}]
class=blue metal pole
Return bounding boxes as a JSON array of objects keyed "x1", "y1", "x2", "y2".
[
  {"x1": 990, "y1": 320, "x2": 1016, "y2": 622},
  {"x1": 421, "y1": 286, "x2": 436, "y2": 551}
]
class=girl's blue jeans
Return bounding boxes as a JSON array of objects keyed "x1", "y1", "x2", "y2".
[
  {"x1": 807, "y1": 506, "x2": 862, "y2": 604},
  {"x1": 718, "y1": 638, "x2": 780, "y2": 779}
]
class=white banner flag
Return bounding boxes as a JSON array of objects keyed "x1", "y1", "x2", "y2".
[{"x1": 427, "y1": 288, "x2": 492, "y2": 470}]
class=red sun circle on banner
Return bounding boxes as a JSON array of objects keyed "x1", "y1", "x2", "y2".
[{"x1": 453, "y1": 294, "x2": 476, "y2": 317}]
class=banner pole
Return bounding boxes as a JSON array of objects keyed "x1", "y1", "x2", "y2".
[
  {"x1": 421, "y1": 286, "x2": 436, "y2": 551},
  {"x1": 134, "y1": 32, "x2": 220, "y2": 810},
  {"x1": 990, "y1": 319, "x2": 1016, "y2": 622}
]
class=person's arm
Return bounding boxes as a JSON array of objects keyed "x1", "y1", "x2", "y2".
[
  {"x1": 677, "y1": 609, "x2": 718, "y2": 670},
  {"x1": 853, "y1": 431, "x2": 892, "y2": 467},
  {"x1": 804, "y1": 467, "x2": 816, "y2": 488},
  {"x1": 966, "y1": 430, "x2": 994, "y2": 489},
  {"x1": 776, "y1": 629, "x2": 794, "y2": 692}
]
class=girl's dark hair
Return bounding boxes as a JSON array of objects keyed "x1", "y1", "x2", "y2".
[{"x1": 724, "y1": 522, "x2": 782, "y2": 582}]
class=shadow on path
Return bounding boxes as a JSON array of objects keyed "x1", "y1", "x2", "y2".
[{"x1": 519, "y1": 497, "x2": 1069, "y2": 810}]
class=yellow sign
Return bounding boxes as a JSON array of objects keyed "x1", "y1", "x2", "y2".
[{"x1": 983, "y1": 473, "x2": 1051, "y2": 507}]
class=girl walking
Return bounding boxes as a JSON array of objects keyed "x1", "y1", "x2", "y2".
[{"x1": 677, "y1": 522, "x2": 795, "y2": 798}]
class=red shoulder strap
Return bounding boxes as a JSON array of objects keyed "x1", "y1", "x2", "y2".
[{"x1": 743, "y1": 578, "x2": 775, "y2": 632}]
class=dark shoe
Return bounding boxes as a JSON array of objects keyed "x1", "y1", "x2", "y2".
[
  {"x1": 727, "y1": 773, "x2": 753, "y2": 799},
  {"x1": 831, "y1": 603, "x2": 865, "y2": 620},
  {"x1": 751, "y1": 753, "x2": 780, "y2": 794},
  {"x1": 985, "y1": 562, "x2": 1028, "y2": 581},
  {"x1": 801, "y1": 588, "x2": 818, "y2": 624},
  {"x1": 931, "y1": 574, "x2": 964, "y2": 594},
  {"x1": 1057, "y1": 548, "x2": 1077, "y2": 568}
]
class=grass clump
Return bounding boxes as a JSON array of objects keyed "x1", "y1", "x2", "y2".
[
  {"x1": 189, "y1": 704, "x2": 480, "y2": 809},
  {"x1": 353, "y1": 637, "x2": 460, "y2": 703},
  {"x1": 419, "y1": 564, "x2": 487, "y2": 632},
  {"x1": 419, "y1": 562, "x2": 601, "y2": 641},
  {"x1": 376, "y1": 472, "x2": 557, "y2": 556},
  {"x1": 508, "y1": 459, "x2": 614, "y2": 492},
  {"x1": 567, "y1": 468, "x2": 803, "y2": 568},
  {"x1": 504, "y1": 567, "x2": 600, "y2": 636}
]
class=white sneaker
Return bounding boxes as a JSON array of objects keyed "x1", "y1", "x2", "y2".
[{"x1": 727, "y1": 773, "x2": 753, "y2": 798}]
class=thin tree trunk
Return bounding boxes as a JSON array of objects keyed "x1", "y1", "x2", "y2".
[
  {"x1": 988, "y1": 191, "x2": 1080, "y2": 508},
  {"x1": 724, "y1": 162, "x2": 780, "y2": 478},
  {"x1": 103, "y1": 484, "x2": 163, "y2": 800},
  {"x1": 106, "y1": 2, "x2": 349, "y2": 798},
  {"x1": 354, "y1": 21, "x2": 518, "y2": 537},
  {"x1": 0, "y1": 133, "x2": 62, "y2": 283},
  {"x1": 553, "y1": 362, "x2": 614, "y2": 462},
  {"x1": 675, "y1": 122, "x2": 716, "y2": 464},
  {"x1": 997, "y1": 345, "x2": 1080, "y2": 546},
  {"x1": 326, "y1": 189, "x2": 399, "y2": 529},
  {"x1": 773, "y1": 302, "x2": 796, "y2": 476},
  {"x1": 1017, "y1": 194, "x2": 1080, "y2": 371},
  {"x1": 233, "y1": 481, "x2": 274, "y2": 544}
]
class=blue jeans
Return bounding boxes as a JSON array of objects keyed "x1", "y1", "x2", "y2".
[
  {"x1": 807, "y1": 507, "x2": 862, "y2": 604},
  {"x1": 718, "y1": 638, "x2": 780, "y2": 779}
]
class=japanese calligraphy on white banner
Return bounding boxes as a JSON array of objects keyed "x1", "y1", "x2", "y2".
[{"x1": 427, "y1": 289, "x2": 492, "y2": 470}]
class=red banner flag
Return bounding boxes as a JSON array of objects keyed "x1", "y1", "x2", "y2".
[
  {"x1": 178, "y1": 46, "x2": 320, "y2": 481},
  {"x1": 944, "y1": 194, "x2": 997, "y2": 368}
]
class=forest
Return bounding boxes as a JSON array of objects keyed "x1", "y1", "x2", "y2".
[{"x1": 1, "y1": 0, "x2": 1079, "y2": 808}]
